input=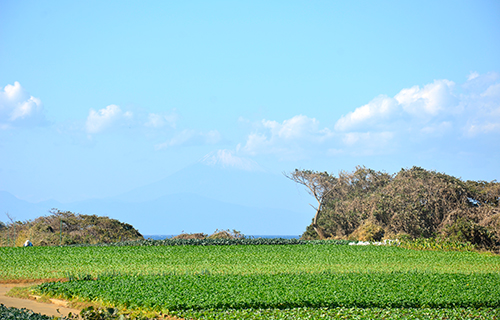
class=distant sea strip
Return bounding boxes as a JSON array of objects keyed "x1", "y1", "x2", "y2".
[{"x1": 144, "y1": 235, "x2": 300, "y2": 240}]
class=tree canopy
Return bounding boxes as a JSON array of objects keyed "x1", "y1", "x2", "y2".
[{"x1": 290, "y1": 166, "x2": 500, "y2": 249}]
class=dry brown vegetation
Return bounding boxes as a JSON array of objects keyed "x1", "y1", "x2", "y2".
[
  {"x1": 0, "y1": 209, "x2": 143, "y2": 246},
  {"x1": 172, "y1": 229, "x2": 245, "y2": 240},
  {"x1": 289, "y1": 166, "x2": 500, "y2": 249}
]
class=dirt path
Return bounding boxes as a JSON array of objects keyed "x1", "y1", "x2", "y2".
[{"x1": 0, "y1": 283, "x2": 80, "y2": 318}]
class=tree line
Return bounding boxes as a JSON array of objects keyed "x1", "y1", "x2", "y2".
[{"x1": 288, "y1": 166, "x2": 500, "y2": 249}]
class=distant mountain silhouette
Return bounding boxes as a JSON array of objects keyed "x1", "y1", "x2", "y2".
[
  {"x1": 58, "y1": 192, "x2": 309, "y2": 235},
  {"x1": 0, "y1": 157, "x2": 313, "y2": 235},
  {"x1": 112, "y1": 160, "x2": 310, "y2": 213},
  {"x1": 0, "y1": 191, "x2": 61, "y2": 221}
]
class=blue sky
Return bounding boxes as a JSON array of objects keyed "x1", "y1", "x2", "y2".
[{"x1": 1, "y1": 1, "x2": 500, "y2": 215}]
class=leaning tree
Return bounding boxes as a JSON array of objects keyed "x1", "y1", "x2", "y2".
[{"x1": 285, "y1": 169, "x2": 338, "y2": 239}]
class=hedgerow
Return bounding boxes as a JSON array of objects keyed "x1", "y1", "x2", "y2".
[{"x1": 65, "y1": 237, "x2": 350, "y2": 247}]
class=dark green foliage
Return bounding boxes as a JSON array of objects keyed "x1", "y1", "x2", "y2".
[
  {"x1": 0, "y1": 209, "x2": 143, "y2": 246},
  {"x1": 444, "y1": 218, "x2": 497, "y2": 247},
  {"x1": 64, "y1": 306, "x2": 129, "y2": 320},
  {"x1": 177, "y1": 307, "x2": 500, "y2": 320},
  {"x1": 0, "y1": 304, "x2": 139, "y2": 320},
  {"x1": 0, "y1": 304, "x2": 54, "y2": 320},
  {"x1": 301, "y1": 224, "x2": 319, "y2": 240},
  {"x1": 36, "y1": 272, "x2": 500, "y2": 311},
  {"x1": 66, "y1": 237, "x2": 349, "y2": 247}
]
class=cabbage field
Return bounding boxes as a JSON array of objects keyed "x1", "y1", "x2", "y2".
[{"x1": 1, "y1": 241, "x2": 500, "y2": 319}]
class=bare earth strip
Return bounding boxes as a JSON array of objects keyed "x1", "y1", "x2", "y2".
[{"x1": 0, "y1": 283, "x2": 80, "y2": 318}]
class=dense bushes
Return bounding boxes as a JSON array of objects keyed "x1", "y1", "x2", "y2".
[
  {"x1": 0, "y1": 209, "x2": 143, "y2": 246},
  {"x1": 295, "y1": 166, "x2": 500, "y2": 249}
]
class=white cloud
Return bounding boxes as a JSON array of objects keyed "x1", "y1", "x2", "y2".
[
  {"x1": 481, "y1": 83, "x2": 500, "y2": 98},
  {"x1": 468, "y1": 71, "x2": 479, "y2": 81},
  {"x1": 235, "y1": 73, "x2": 500, "y2": 159},
  {"x1": 336, "y1": 79, "x2": 458, "y2": 133},
  {"x1": 85, "y1": 104, "x2": 132, "y2": 134},
  {"x1": 395, "y1": 79, "x2": 457, "y2": 117},
  {"x1": 200, "y1": 149, "x2": 263, "y2": 171},
  {"x1": 145, "y1": 111, "x2": 178, "y2": 128},
  {"x1": 335, "y1": 95, "x2": 398, "y2": 131},
  {"x1": 461, "y1": 74, "x2": 500, "y2": 136},
  {"x1": 240, "y1": 115, "x2": 334, "y2": 159},
  {"x1": 155, "y1": 129, "x2": 221, "y2": 150},
  {"x1": 334, "y1": 75, "x2": 500, "y2": 140},
  {"x1": 262, "y1": 115, "x2": 324, "y2": 140},
  {"x1": 462, "y1": 71, "x2": 499, "y2": 93},
  {"x1": 0, "y1": 81, "x2": 46, "y2": 129}
]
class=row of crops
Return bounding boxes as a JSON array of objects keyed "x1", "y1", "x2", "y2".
[
  {"x1": 67, "y1": 238, "x2": 351, "y2": 247},
  {"x1": 36, "y1": 272, "x2": 500, "y2": 310},
  {"x1": 3, "y1": 304, "x2": 499, "y2": 320},
  {"x1": 3, "y1": 243, "x2": 500, "y2": 319},
  {"x1": 2, "y1": 244, "x2": 499, "y2": 281}
]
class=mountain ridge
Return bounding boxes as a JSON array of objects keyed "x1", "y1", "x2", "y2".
[{"x1": 0, "y1": 161, "x2": 312, "y2": 235}]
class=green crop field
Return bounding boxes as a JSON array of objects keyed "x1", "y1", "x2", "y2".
[
  {"x1": 2, "y1": 243, "x2": 499, "y2": 280},
  {"x1": 2, "y1": 242, "x2": 500, "y2": 319},
  {"x1": 37, "y1": 272, "x2": 500, "y2": 309}
]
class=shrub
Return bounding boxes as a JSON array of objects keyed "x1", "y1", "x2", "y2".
[
  {"x1": 443, "y1": 218, "x2": 497, "y2": 248},
  {"x1": 350, "y1": 221, "x2": 385, "y2": 241},
  {"x1": 208, "y1": 229, "x2": 245, "y2": 239},
  {"x1": 172, "y1": 233, "x2": 207, "y2": 239}
]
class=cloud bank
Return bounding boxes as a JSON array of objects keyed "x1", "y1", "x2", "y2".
[
  {"x1": 200, "y1": 149, "x2": 263, "y2": 171},
  {"x1": 85, "y1": 105, "x2": 133, "y2": 134},
  {"x1": 5, "y1": 72, "x2": 498, "y2": 165},
  {"x1": 240, "y1": 115, "x2": 334, "y2": 159},
  {"x1": 237, "y1": 72, "x2": 500, "y2": 159}
]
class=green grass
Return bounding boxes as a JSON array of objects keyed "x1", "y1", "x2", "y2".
[{"x1": 1, "y1": 244, "x2": 499, "y2": 281}]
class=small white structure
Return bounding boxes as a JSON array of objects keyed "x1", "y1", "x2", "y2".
[
  {"x1": 348, "y1": 239, "x2": 400, "y2": 246},
  {"x1": 23, "y1": 239, "x2": 33, "y2": 247}
]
